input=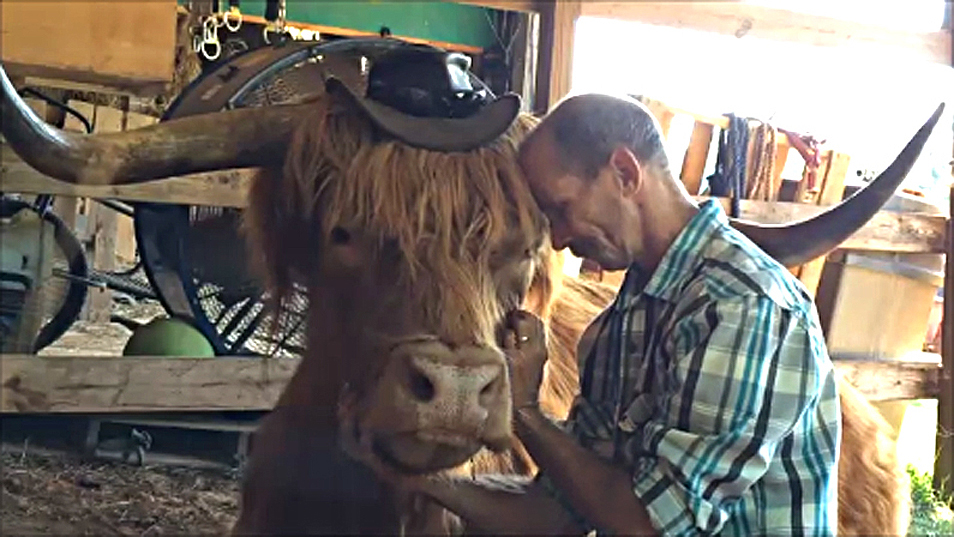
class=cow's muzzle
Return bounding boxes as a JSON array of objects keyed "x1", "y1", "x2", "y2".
[{"x1": 360, "y1": 339, "x2": 513, "y2": 472}]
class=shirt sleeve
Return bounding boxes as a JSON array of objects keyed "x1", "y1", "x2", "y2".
[{"x1": 626, "y1": 293, "x2": 834, "y2": 536}]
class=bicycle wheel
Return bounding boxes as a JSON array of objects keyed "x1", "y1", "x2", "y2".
[{"x1": 0, "y1": 197, "x2": 89, "y2": 352}]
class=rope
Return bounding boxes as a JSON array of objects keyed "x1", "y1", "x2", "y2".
[
  {"x1": 707, "y1": 114, "x2": 748, "y2": 217},
  {"x1": 745, "y1": 121, "x2": 779, "y2": 201}
]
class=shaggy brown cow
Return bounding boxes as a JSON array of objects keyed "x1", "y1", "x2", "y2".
[{"x1": 0, "y1": 46, "x2": 942, "y2": 536}]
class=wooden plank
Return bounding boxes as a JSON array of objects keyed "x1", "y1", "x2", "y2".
[
  {"x1": 3, "y1": 147, "x2": 944, "y2": 253},
  {"x1": 770, "y1": 137, "x2": 791, "y2": 200},
  {"x1": 935, "y1": 186, "x2": 954, "y2": 497},
  {"x1": 705, "y1": 197, "x2": 949, "y2": 254},
  {"x1": 240, "y1": 15, "x2": 484, "y2": 55},
  {"x1": 641, "y1": 96, "x2": 675, "y2": 138},
  {"x1": 1, "y1": 353, "x2": 938, "y2": 413},
  {"x1": 797, "y1": 151, "x2": 851, "y2": 296},
  {"x1": 1, "y1": 146, "x2": 252, "y2": 208},
  {"x1": 116, "y1": 112, "x2": 160, "y2": 265},
  {"x1": 450, "y1": 0, "x2": 541, "y2": 13},
  {"x1": 679, "y1": 120, "x2": 715, "y2": 195},
  {"x1": 833, "y1": 354, "x2": 942, "y2": 402},
  {"x1": 1, "y1": 354, "x2": 300, "y2": 414},
  {"x1": 84, "y1": 105, "x2": 125, "y2": 322},
  {"x1": 0, "y1": 1, "x2": 178, "y2": 96},
  {"x1": 581, "y1": 2, "x2": 952, "y2": 66}
]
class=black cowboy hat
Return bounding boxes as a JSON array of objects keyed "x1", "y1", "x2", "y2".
[{"x1": 324, "y1": 42, "x2": 521, "y2": 152}]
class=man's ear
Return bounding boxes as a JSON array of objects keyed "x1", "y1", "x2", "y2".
[{"x1": 609, "y1": 146, "x2": 642, "y2": 196}]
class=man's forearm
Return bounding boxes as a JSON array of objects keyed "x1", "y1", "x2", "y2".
[
  {"x1": 416, "y1": 473, "x2": 584, "y2": 535},
  {"x1": 514, "y1": 406, "x2": 658, "y2": 536}
]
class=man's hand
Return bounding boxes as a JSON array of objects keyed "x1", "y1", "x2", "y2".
[{"x1": 502, "y1": 310, "x2": 548, "y2": 410}]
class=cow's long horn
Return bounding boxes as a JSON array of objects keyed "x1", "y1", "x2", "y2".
[
  {"x1": 729, "y1": 102, "x2": 945, "y2": 268},
  {"x1": 1, "y1": 64, "x2": 308, "y2": 185}
]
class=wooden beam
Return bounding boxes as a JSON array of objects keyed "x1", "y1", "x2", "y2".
[
  {"x1": 0, "y1": 352, "x2": 941, "y2": 413},
  {"x1": 546, "y1": 0, "x2": 582, "y2": 108},
  {"x1": 240, "y1": 14, "x2": 485, "y2": 55},
  {"x1": 833, "y1": 353, "x2": 943, "y2": 402},
  {"x1": 3, "y1": 146, "x2": 945, "y2": 253},
  {"x1": 581, "y1": 2, "x2": 952, "y2": 66},
  {"x1": 796, "y1": 151, "x2": 851, "y2": 296},
  {"x1": 1, "y1": 354, "x2": 299, "y2": 414},
  {"x1": 449, "y1": 0, "x2": 541, "y2": 13},
  {"x1": 704, "y1": 197, "x2": 949, "y2": 254},
  {"x1": 1, "y1": 145, "x2": 252, "y2": 208},
  {"x1": 0, "y1": 1, "x2": 178, "y2": 97}
]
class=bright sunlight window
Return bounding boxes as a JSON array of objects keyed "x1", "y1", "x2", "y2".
[{"x1": 570, "y1": 4, "x2": 953, "y2": 209}]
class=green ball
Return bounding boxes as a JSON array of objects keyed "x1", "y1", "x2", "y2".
[{"x1": 123, "y1": 317, "x2": 215, "y2": 357}]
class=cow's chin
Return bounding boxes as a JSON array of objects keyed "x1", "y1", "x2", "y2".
[{"x1": 372, "y1": 432, "x2": 483, "y2": 474}]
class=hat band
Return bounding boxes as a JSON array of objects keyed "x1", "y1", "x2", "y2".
[{"x1": 367, "y1": 82, "x2": 492, "y2": 119}]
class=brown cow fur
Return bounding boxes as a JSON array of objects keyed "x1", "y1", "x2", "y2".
[{"x1": 837, "y1": 377, "x2": 911, "y2": 536}]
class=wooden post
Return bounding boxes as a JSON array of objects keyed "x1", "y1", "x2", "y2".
[
  {"x1": 796, "y1": 151, "x2": 850, "y2": 296},
  {"x1": 545, "y1": 0, "x2": 581, "y2": 110},
  {"x1": 935, "y1": 185, "x2": 954, "y2": 500},
  {"x1": 679, "y1": 120, "x2": 715, "y2": 196},
  {"x1": 80, "y1": 104, "x2": 123, "y2": 323}
]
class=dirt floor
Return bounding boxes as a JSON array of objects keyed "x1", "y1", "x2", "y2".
[
  {"x1": 38, "y1": 300, "x2": 168, "y2": 357},
  {"x1": 1, "y1": 449, "x2": 240, "y2": 536},
  {"x1": 6, "y1": 298, "x2": 242, "y2": 536}
]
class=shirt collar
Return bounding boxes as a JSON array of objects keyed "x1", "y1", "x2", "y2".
[{"x1": 615, "y1": 199, "x2": 727, "y2": 309}]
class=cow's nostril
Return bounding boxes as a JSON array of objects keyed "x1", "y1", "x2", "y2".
[{"x1": 408, "y1": 367, "x2": 435, "y2": 403}]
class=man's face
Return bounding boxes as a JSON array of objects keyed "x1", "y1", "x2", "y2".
[{"x1": 517, "y1": 132, "x2": 636, "y2": 271}]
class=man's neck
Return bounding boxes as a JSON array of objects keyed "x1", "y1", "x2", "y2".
[{"x1": 633, "y1": 191, "x2": 699, "y2": 273}]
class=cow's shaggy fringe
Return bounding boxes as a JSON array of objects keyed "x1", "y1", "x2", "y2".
[{"x1": 242, "y1": 92, "x2": 547, "y2": 343}]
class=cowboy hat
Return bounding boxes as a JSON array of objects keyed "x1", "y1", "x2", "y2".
[{"x1": 325, "y1": 42, "x2": 521, "y2": 152}]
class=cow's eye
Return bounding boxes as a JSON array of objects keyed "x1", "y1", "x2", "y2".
[{"x1": 330, "y1": 226, "x2": 351, "y2": 245}]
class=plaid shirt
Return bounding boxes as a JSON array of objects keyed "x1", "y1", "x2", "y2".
[{"x1": 540, "y1": 199, "x2": 840, "y2": 536}]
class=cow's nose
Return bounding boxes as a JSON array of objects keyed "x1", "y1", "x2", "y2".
[{"x1": 404, "y1": 353, "x2": 506, "y2": 415}]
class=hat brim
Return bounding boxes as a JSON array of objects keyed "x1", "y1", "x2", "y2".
[{"x1": 325, "y1": 77, "x2": 521, "y2": 153}]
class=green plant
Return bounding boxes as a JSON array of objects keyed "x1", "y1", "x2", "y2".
[{"x1": 907, "y1": 464, "x2": 953, "y2": 536}]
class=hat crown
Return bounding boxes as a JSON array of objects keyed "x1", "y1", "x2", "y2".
[{"x1": 365, "y1": 44, "x2": 492, "y2": 119}]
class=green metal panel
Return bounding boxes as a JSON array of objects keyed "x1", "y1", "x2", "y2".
[{"x1": 198, "y1": 1, "x2": 498, "y2": 49}]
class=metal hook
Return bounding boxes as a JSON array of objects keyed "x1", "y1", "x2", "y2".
[
  {"x1": 224, "y1": 7, "x2": 242, "y2": 32},
  {"x1": 201, "y1": 36, "x2": 221, "y2": 61}
]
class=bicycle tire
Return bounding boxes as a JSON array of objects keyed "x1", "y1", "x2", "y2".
[{"x1": 0, "y1": 198, "x2": 90, "y2": 352}]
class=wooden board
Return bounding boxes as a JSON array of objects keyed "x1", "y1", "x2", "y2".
[
  {"x1": 240, "y1": 15, "x2": 483, "y2": 55},
  {"x1": 0, "y1": 1, "x2": 178, "y2": 96},
  {"x1": 546, "y1": 0, "x2": 581, "y2": 108},
  {"x1": 4, "y1": 145, "x2": 944, "y2": 254},
  {"x1": 450, "y1": 0, "x2": 541, "y2": 13},
  {"x1": 0, "y1": 352, "x2": 940, "y2": 413},
  {"x1": 1, "y1": 354, "x2": 299, "y2": 414},
  {"x1": 581, "y1": 2, "x2": 952, "y2": 66},
  {"x1": 834, "y1": 355, "x2": 943, "y2": 402},
  {"x1": 1, "y1": 145, "x2": 252, "y2": 208},
  {"x1": 796, "y1": 151, "x2": 851, "y2": 295}
]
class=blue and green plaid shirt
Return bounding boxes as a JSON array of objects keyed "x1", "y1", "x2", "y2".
[{"x1": 541, "y1": 199, "x2": 840, "y2": 536}]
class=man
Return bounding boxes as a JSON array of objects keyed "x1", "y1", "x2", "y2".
[{"x1": 339, "y1": 93, "x2": 841, "y2": 536}]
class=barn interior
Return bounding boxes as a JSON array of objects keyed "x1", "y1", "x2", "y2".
[{"x1": 0, "y1": 0, "x2": 952, "y2": 534}]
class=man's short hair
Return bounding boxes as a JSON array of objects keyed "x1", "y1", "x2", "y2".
[{"x1": 537, "y1": 93, "x2": 670, "y2": 180}]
